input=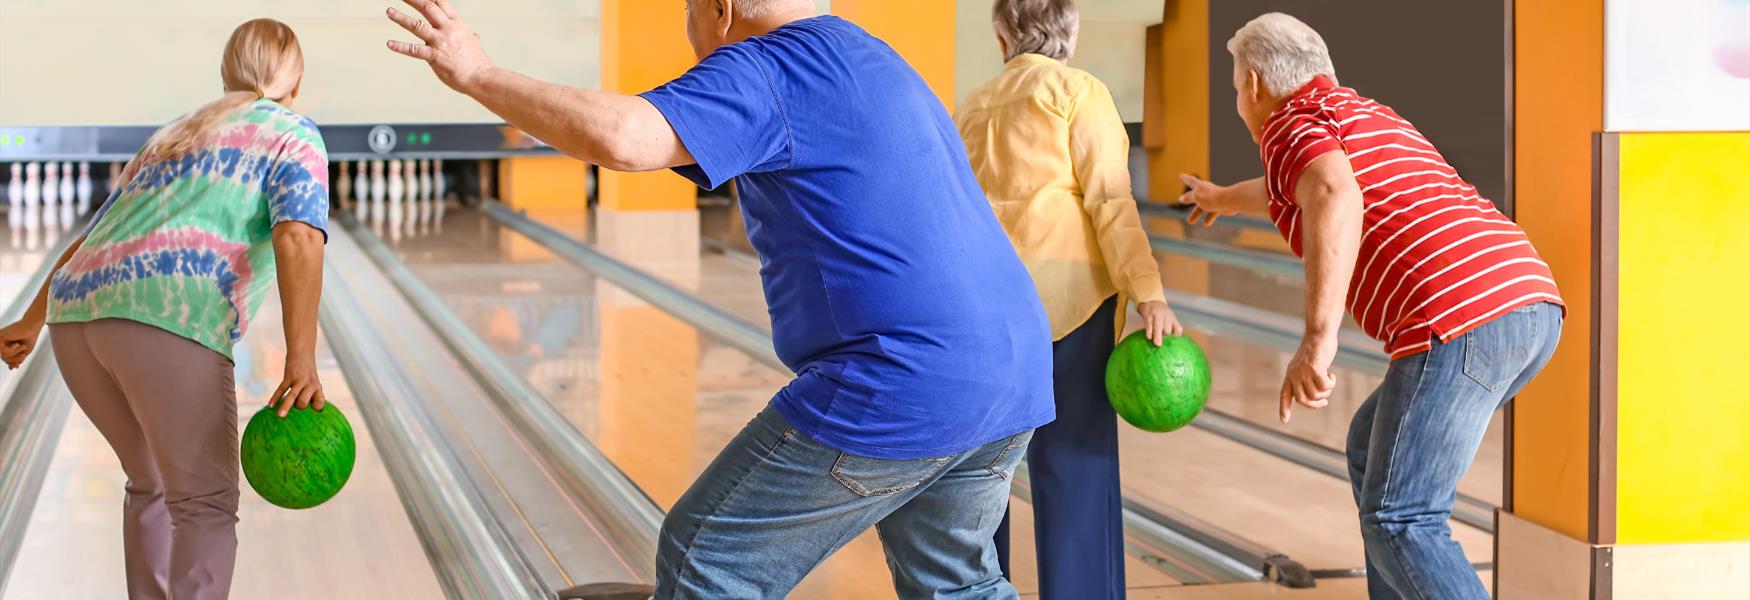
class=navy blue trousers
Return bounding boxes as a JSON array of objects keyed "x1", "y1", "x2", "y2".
[{"x1": 995, "y1": 295, "x2": 1124, "y2": 599}]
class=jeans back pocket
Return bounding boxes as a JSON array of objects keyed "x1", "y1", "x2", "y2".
[
  {"x1": 1462, "y1": 324, "x2": 1532, "y2": 393},
  {"x1": 982, "y1": 431, "x2": 1034, "y2": 480},
  {"x1": 831, "y1": 453, "x2": 954, "y2": 497}
]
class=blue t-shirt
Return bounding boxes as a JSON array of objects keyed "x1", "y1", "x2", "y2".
[{"x1": 642, "y1": 16, "x2": 1054, "y2": 459}]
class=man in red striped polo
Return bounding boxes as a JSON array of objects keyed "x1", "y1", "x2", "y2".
[{"x1": 1179, "y1": 12, "x2": 1564, "y2": 599}]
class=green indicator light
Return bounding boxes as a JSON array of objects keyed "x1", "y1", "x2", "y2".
[
  {"x1": 12, "y1": 136, "x2": 21, "y2": 145},
  {"x1": 406, "y1": 133, "x2": 417, "y2": 144},
  {"x1": 420, "y1": 132, "x2": 431, "y2": 145}
]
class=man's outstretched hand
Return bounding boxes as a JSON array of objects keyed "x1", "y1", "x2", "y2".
[{"x1": 386, "y1": 0, "x2": 496, "y2": 93}]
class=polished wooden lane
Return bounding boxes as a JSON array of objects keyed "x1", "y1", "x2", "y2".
[
  {"x1": 392, "y1": 209, "x2": 1196, "y2": 598},
  {"x1": 4, "y1": 292, "x2": 443, "y2": 599}
]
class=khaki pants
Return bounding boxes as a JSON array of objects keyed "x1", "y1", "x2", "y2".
[{"x1": 50, "y1": 318, "x2": 240, "y2": 600}]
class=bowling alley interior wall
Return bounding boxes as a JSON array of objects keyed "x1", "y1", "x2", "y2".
[
  {"x1": 0, "y1": 0, "x2": 602, "y2": 126},
  {"x1": 0, "y1": 0, "x2": 1155, "y2": 128}
]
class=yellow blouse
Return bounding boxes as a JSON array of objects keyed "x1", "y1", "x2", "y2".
[{"x1": 955, "y1": 53, "x2": 1166, "y2": 341}]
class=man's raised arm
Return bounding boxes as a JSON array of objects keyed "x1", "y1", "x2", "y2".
[{"x1": 385, "y1": 0, "x2": 693, "y2": 172}]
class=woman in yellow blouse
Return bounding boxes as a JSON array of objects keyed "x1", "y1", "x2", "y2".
[{"x1": 955, "y1": 0, "x2": 1180, "y2": 596}]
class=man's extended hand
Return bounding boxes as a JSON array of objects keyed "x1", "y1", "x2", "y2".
[
  {"x1": 386, "y1": 0, "x2": 496, "y2": 92},
  {"x1": 1279, "y1": 334, "x2": 1336, "y2": 423},
  {"x1": 1178, "y1": 174, "x2": 1238, "y2": 227}
]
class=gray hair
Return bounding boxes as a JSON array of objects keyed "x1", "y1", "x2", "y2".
[
  {"x1": 1226, "y1": 13, "x2": 1337, "y2": 97},
  {"x1": 690, "y1": 0, "x2": 792, "y2": 18},
  {"x1": 992, "y1": 0, "x2": 1079, "y2": 62}
]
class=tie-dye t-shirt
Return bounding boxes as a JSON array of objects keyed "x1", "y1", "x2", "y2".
[{"x1": 46, "y1": 99, "x2": 329, "y2": 360}]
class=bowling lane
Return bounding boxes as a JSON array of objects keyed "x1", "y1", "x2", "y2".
[
  {"x1": 0, "y1": 214, "x2": 74, "y2": 303},
  {"x1": 680, "y1": 209, "x2": 1496, "y2": 571},
  {"x1": 4, "y1": 288, "x2": 444, "y2": 599},
  {"x1": 383, "y1": 207, "x2": 1181, "y2": 597}
]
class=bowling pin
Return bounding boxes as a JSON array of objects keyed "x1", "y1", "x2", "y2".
[
  {"x1": 387, "y1": 159, "x2": 404, "y2": 236},
  {"x1": 8, "y1": 163, "x2": 22, "y2": 220},
  {"x1": 42, "y1": 163, "x2": 60, "y2": 229},
  {"x1": 76, "y1": 162, "x2": 93, "y2": 214},
  {"x1": 402, "y1": 159, "x2": 419, "y2": 236},
  {"x1": 337, "y1": 161, "x2": 353, "y2": 212},
  {"x1": 22, "y1": 163, "x2": 41, "y2": 250},
  {"x1": 432, "y1": 159, "x2": 447, "y2": 232},
  {"x1": 354, "y1": 160, "x2": 370, "y2": 221},
  {"x1": 58, "y1": 163, "x2": 74, "y2": 229},
  {"x1": 414, "y1": 159, "x2": 429, "y2": 234},
  {"x1": 370, "y1": 160, "x2": 387, "y2": 233},
  {"x1": 59, "y1": 163, "x2": 74, "y2": 208}
]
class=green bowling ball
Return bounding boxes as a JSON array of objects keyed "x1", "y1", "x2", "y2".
[
  {"x1": 1106, "y1": 331, "x2": 1211, "y2": 433},
  {"x1": 241, "y1": 403, "x2": 355, "y2": 509}
]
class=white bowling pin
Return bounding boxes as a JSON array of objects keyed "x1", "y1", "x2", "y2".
[
  {"x1": 22, "y1": 163, "x2": 40, "y2": 211},
  {"x1": 337, "y1": 161, "x2": 353, "y2": 212},
  {"x1": 432, "y1": 159, "x2": 447, "y2": 232},
  {"x1": 22, "y1": 163, "x2": 41, "y2": 250},
  {"x1": 58, "y1": 163, "x2": 74, "y2": 229},
  {"x1": 387, "y1": 160, "x2": 404, "y2": 234},
  {"x1": 418, "y1": 159, "x2": 434, "y2": 234},
  {"x1": 8, "y1": 163, "x2": 22, "y2": 215},
  {"x1": 76, "y1": 162, "x2": 93, "y2": 214},
  {"x1": 42, "y1": 163, "x2": 60, "y2": 229},
  {"x1": 370, "y1": 160, "x2": 387, "y2": 231},
  {"x1": 354, "y1": 160, "x2": 370, "y2": 221},
  {"x1": 59, "y1": 163, "x2": 74, "y2": 208},
  {"x1": 402, "y1": 160, "x2": 419, "y2": 236}
]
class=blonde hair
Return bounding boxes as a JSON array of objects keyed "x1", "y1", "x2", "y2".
[
  {"x1": 1226, "y1": 13, "x2": 1336, "y2": 97},
  {"x1": 145, "y1": 19, "x2": 305, "y2": 158}
]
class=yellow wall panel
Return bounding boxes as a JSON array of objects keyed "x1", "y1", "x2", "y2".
[{"x1": 1614, "y1": 132, "x2": 1750, "y2": 545}]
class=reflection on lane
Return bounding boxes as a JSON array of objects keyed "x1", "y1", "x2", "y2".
[
  {"x1": 392, "y1": 208, "x2": 1181, "y2": 595},
  {"x1": 384, "y1": 209, "x2": 900, "y2": 599},
  {"x1": 582, "y1": 208, "x2": 1496, "y2": 571},
  {"x1": 5, "y1": 288, "x2": 443, "y2": 598}
]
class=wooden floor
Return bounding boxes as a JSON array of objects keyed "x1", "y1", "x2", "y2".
[{"x1": 5, "y1": 294, "x2": 443, "y2": 599}]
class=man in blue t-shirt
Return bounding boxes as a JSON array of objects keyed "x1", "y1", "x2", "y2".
[{"x1": 387, "y1": 1, "x2": 1054, "y2": 597}]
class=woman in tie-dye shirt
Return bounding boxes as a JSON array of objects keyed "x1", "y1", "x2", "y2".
[{"x1": 0, "y1": 19, "x2": 327, "y2": 599}]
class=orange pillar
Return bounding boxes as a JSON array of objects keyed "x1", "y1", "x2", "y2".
[
  {"x1": 1504, "y1": 0, "x2": 1604, "y2": 545},
  {"x1": 1145, "y1": 0, "x2": 1208, "y2": 205},
  {"x1": 832, "y1": 0, "x2": 957, "y2": 111},
  {"x1": 600, "y1": 0, "x2": 698, "y2": 211},
  {"x1": 593, "y1": 0, "x2": 704, "y2": 504},
  {"x1": 498, "y1": 155, "x2": 589, "y2": 210}
]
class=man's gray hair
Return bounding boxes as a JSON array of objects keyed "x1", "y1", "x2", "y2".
[
  {"x1": 690, "y1": 0, "x2": 790, "y2": 18},
  {"x1": 1226, "y1": 12, "x2": 1338, "y2": 97},
  {"x1": 734, "y1": 0, "x2": 777, "y2": 18},
  {"x1": 992, "y1": 0, "x2": 1079, "y2": 62}
]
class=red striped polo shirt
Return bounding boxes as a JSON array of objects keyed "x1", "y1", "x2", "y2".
[{"x1": 1259, "y1": 76, "x2": 1563, "y2": 359}]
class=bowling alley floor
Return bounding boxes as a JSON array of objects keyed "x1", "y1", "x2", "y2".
[
  {"x1": 0, "y1": 205, "x2": 1502, "y2": 598},
  {"x1": 380, "y1": 206, "x2": 1499, "y2": 595}
]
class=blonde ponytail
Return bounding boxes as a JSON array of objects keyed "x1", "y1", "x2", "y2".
[{"x1": 145, "y1": 19, "x2": 305, "y2": 159}]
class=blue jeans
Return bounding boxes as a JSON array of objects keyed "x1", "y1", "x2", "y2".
[
  {"x1": 655, "y1": 405, "x2": 1033, "y2": 599},
  {"x1": 1347, "y1": 302, "x2": 1562, "y2": 599}
]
